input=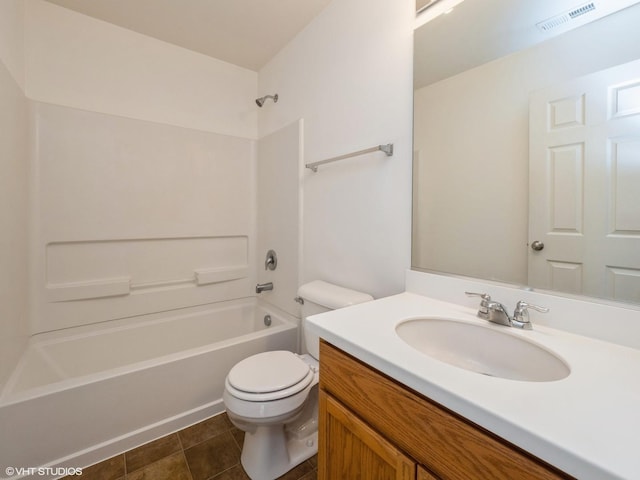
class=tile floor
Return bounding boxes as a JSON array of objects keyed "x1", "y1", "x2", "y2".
[{"x1": 62, "y1": 413, "x2": 317, "y2": 480}]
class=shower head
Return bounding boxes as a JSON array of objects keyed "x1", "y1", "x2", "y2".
[{"x1": 256, "y1": 94, "x2": 278, "y2": 107}]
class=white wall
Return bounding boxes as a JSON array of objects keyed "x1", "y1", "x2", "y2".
[
  {"x1": 24, "y1": 0, "x2": 257, "y2": 139},
  {"x1": 0, "y1": 1, "x2": 29, "y2": 389},
  {"x1": 258, "y1": 0, "x2": 415, "y2": 299},
  {"x1": 8, "y1": 0, "x2": 416, "y2": 339},
  {"x1": 22, "y1": 0, "x2": 260, "y2": 332},
  {"x1": 413, "y1": 4, "x2": 640, "y2": 285},
  {"x1": 0, "y1": 0, "x2": 25, "y2": 89}
]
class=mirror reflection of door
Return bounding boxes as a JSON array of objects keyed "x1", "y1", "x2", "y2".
[{"x1": 528, "y1": 59, "x2": 640, "y2": 303}]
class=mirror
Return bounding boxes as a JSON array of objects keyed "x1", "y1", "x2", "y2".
[{"x1": 412, "y1": 0, "x2": 640, "y2": 305}]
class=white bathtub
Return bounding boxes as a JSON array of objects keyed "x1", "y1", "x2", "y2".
[{"x1": 0, "y1": 298, "x2": 298, "y2": 479}]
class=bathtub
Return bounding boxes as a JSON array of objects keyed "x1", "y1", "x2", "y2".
[{"x1": 0, "y1": 298, "x2": 298, "y2": 479}]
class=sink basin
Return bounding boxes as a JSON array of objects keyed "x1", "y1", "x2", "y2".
[{"x1": 396, "y1": 317, "x2": 570, "y2": 382}]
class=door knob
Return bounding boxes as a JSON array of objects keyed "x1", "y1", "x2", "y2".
[{"x1": 531, "y1": 241, "x2": 544, "y2": 251}]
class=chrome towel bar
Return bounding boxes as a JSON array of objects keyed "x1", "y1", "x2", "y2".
[{"x1": 305, "y1": 143, "x2": 394, "y2": 172}]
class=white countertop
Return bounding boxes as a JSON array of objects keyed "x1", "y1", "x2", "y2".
[{"x1": 306, "y1": 292, "x2": 640, "y2": 480}]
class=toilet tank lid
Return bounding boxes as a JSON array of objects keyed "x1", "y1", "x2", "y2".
[{"x1": 297, "y1": 280, "x2": 373, "y2": 309}]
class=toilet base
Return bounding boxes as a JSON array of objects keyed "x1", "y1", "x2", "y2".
[
  {"x1": 238, "y1": 387, "x2": 318, "y2": 480},
  {"x1": 240, "y1": 425, "x2": 317, "y2": 480}
]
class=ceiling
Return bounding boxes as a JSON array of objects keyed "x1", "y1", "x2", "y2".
[
  {"x1": 44, "y1": 0, "x2": 333, "y2": 71},
  {"x1": 42, "y1": 0, "x2": 640, "y2": 82},
  {"x1": 415, "y1": 0, "x2": 640, "y2": 89}
]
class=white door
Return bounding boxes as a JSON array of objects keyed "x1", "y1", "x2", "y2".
[{"x1": 529, "y1": 59, "x2": 640, "y2": 303}]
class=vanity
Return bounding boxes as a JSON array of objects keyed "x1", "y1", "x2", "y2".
[
  {"x1": 307, "y1": 272, "x2": 640, "y2": 480},
  {"x1": 319, "y1": 342, "x2": 567, "y2": 479}
]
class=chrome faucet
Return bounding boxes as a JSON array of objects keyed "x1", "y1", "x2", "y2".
[
  {"x1": 465, "y1": 292, "x2": 548, "y2": 330},
  {"x1": 256, "y1": 282, "x2": 273, "y2": 294}
]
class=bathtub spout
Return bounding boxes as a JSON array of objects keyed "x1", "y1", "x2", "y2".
[{"x1": 256, "y1": 282, "x2": 273, "y2": 294}]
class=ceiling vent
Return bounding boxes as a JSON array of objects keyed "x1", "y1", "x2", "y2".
[{"x1": 536, "y1": 2, "x2": 596, "y2": 32}]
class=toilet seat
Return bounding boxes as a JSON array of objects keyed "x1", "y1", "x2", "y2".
[{"x1": 226, "y1": 351, "x2": 314, "y2": 402}]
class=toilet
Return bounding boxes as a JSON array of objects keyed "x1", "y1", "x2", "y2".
[{"x1": 223, "y1": 280, "x2": 373, "y2": 480}]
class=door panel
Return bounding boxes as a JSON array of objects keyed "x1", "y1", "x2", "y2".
[{"x1": 529, "y1": 59, "x2": 640, "y2": 303}]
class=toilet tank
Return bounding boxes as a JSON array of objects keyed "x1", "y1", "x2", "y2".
[{"x1": 297, "y1": 280, "x2": 373, "y2": 359}]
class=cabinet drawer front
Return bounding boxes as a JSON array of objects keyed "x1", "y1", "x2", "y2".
[{"x1": 320, "y1": 341, "x2": 571, "y2": 480}]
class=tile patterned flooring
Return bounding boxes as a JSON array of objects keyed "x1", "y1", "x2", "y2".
[{"x1": 62, "y1": 413, "x2": 317, "y2": 480}]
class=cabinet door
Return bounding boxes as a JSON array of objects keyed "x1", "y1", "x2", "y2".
[{"x1": 319, "y1": 391, "x2": 416, "y2": 480}]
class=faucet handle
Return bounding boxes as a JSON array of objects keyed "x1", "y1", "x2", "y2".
[
  {"x1": 512, "y1": 301, "x2": 549, "y2": 329},
  {"x1": 465, "y1": 292, "x2": 491, "y2": 302},
  {"x1": 465, "y1": 292, "x2": 492, "y2": 307},
  {"x1": 514, "y1": 300, "x2": 549, "y2": 314},
  {"x1": 264, "y1": 249, "x2": 277, "y2": 271},
  {"x1": 465, "y1": 292, "x2": 492, "y2": 319}
]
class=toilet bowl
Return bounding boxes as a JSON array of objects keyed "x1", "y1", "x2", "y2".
[{"x1": 223, "y1": 281, "x2": 372, "y2": 480}]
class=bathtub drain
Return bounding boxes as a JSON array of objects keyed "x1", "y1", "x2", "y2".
[{"x1": 263, "y1": 314, "x2": 272, "y2": 327}]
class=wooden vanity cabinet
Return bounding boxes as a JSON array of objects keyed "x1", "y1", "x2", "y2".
[{"x1": 318, "y1": 340, "x2": 573, "y2": 480}]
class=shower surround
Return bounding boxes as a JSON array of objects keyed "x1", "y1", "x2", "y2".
[
  {"x1": 0, "y1": 100, "x2": 303, "y2": 478},
  {"x1": 29, "y1": 102, "x2": 256, "y2": 332}
]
